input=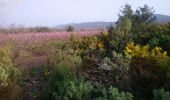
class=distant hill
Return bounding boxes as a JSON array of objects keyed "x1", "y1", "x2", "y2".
[
  {"x1": 55, "y1": 14, "x2": 170, "y2": 30},
  {"x1": 55, "y1": 22, "x2": 115, "y2": 30},
  {"x1": 154, "y1": 14, "x2": 170, "y2": 23}
]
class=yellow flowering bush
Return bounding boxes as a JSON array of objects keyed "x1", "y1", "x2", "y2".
[
  {"x1": 151, "y1": 47, "x2": 167, "y2": 57},
  {"x1": 124, "y1": 42, "x2": 167, "y2": 57},
  {"x1": 98, "y1": 41, "x2": 104, "y2": 49},
  {"x1": 70, "y1": 34, "x2": 103, "y2": 56},
  {"x1": 103, "y1": 32, "x2": 109, "y2": 37},
  {"x1": 124, "y1": 42, "x2": 149, "y2": 57}
]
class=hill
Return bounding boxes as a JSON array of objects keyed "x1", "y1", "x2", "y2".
[{"x1": 55, "y1": 14, "x2": 170, "y2": 30}]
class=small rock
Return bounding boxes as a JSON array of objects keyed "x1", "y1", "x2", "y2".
[{"x1": 98, "y1": 64, "x2": 113, "y2": 71}]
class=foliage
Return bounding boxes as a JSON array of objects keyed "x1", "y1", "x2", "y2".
[
  {"x1": 108, "y1": 86, "x2": 133, "y2": 100},
  {"x1": 70, "y1": 34, "x2": 105, "y2": 64},
  {"x1": 134, "y1": 4, "x2": 155, "y2": 24},
  {"x1": 66, "y1": 26, "x2": 74, "y2": 32},
  {"x1": 53, "y1": 78, "x2": 93, "y2": 100},
  {"x1": 153, "y1": 88, "x2": 170, "y2": 100},
  {"x1": 124, "y1": 42, "x2": 167, "y2": 57},
  {"x1": 124, "y1": 43, "x2": 170, "y2": 99},
  {"x1": 0, "y1": 46, "x2": 21, "y2": 100},
  {"x1": 101, "y1": 51, "x2": 131, "y2": 72},
  {"x1": 148, "y1": 37, "x2": 160, "y2": 48},
  {"x1": 43, "y1": 50, "x2": 82, "y2": 99},
  {"x1": 44, "y1": 77, "x2": 133, "y2": 100}
]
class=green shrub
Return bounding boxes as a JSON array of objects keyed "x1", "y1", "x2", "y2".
[
  {"x1": 112, "y1": 51, "x2": 131, "y2": 71},
  {"x1": 148, "y1": 37, "x2": 160, "y2": 48},
  {"x1": 43, "y1": 50, "x2": 82, "y2": 99},
  {"x1": 43, "y1": 48, "x2": 134, "y2": 100},
  {"x1": 66, "y1": 26, "x2": 74, "y2": 32},
  {"x1": 44, "y1": 77, "x2": 133, "y2": 100},
  {"x1": 153, "y1": 88, "x2": 170, "y2": 100},
  {"x1": 70, "y1": 34, "x2": 104, "y2": 57},
  {"x1": 53, "y1": 78, "x2": 93, "y2": 100},
  {"x1": 0, "y1": 46, "x2": 21, "y2": 100},
  {"x1": 109, "y1": 86, "x2": 133, "y2": 100}
]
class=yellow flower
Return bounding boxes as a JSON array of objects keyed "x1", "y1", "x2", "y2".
[
  {"x1": 103, "y1": 32, "x2": 108, "y2": 37},
  {"x1": 124, "y1": 42, "x2": 149, "y2": 57},
  {"x1": 124, "y1": 42, "x2": 168, "y2": 58},
  {"x1": 98, "y1": 41, "x2": 104, "y2": 49},
  {"x1": 44, "y1": 69, "x2": 50, "y2": 76},
  {"x1": 163, "y1": 51, "x2": 167, "y2": 56},
  {"x1": 151, "y1": 47, "x2": 167, "y2": 57}
]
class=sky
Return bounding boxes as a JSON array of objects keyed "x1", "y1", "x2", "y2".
[{"x1": 0, "y1": 0, "x2": 170, "y2": 27}]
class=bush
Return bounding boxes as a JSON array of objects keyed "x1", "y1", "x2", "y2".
[
  {"x1": 124, "y1": 42, "x2": 167, "y2": 57},
  {"x1": 44, "y1": 77, "x2": 133, "y2": 100},
  {"x1": 124, "y1": 43, "x2": 170, "y2": 99},
  {"x1": 108, "y1": 86, "x2": 133, "y2": 100},
  {"x1": 0, "y1": 46, "x2": 21, "y2": 100},
  {"x1": 43, "y1": 50, "x2": 82, "y2": 99},
  {"x1": 66, "y1": 26, "x2": 74, "y2": 32},
  {"x1": 43, "y1": 48, "x2": 134, "y2": 100},
  {"x1": 148, "y1": 37, "x2": 160, "y2": 48},
  {"x1": 112, "y1": 51, "x2": 131, "y2": 71},
  {"x1": 153, "y1": 88, "x2": 170, "y2": 100},
  {"x1": 53, "y1": 78, "x2": 93, "y2": 100},
  {"x1": 70, "y1": 34, "x2": 105, "y2": 67}
]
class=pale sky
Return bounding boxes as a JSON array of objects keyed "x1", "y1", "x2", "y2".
[{"x1": 0, "y1": 0, "x2": 170, "y2": 27}]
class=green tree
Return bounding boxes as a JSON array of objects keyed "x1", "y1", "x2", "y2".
[
  {"x1": 66, "y1": 26, "x2": 74, "y2": 32},
  {"x1": 135, "y1": 4, "x2": 156, "y2": 24}
]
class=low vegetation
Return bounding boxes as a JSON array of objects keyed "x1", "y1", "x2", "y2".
[{"x1": 0, "y1": 4, "x2": 170, "y2": 100}]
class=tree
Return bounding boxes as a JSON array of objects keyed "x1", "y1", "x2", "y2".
[
  {"x1": 66, "y1": 26, "x2": 74, "y2": 32},
  {"x1": 134, "y1": 4, "x2": 156, "y2": 24},
  {"x1": 116, "y1": 4, "x2": 133, "y2": 27}
]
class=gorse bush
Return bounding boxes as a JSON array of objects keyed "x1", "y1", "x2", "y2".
[
  {"x1": 124, "y1": 42, "x2": 167, "y2": 57},
  {"x1": 0, "y1": 46, "x2": 21, "y2": 100},
  {"x1": 70, "y1": 34, "x2": 105, "y2": 57},
  {"x1": 123, "y1": 43, "x2": 170, "y2": 99}
]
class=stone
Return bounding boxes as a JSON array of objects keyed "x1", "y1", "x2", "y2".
[{"x1": 98, "y1": 64, "x2": 113, "y2": 71}]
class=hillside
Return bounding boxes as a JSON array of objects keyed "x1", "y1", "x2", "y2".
[{"x1": 55, "y1": 14, "x2": 170, "y2": 30}]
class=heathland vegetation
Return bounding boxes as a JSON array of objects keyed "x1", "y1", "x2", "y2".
[{"x1": 0, "y1": 4, "x2": 170, "y2": 100}]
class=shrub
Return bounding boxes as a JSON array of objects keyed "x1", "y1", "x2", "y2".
[
  {"x1": 70, "y1": 35, "x2": 104, "y2": 57},
  {"x1": 53, "y1": 78, "x2": 93, "y2": 100},
  {"x1": 124, "y1": 43, "x2": 170, "y2": 99},
  {"x1": 44, "y1": 77, "x2": 133, "y2": 100},
  {"x1": 112, "y1": 51, "x2": 131, "y2": 71},
  {"x1": 66, "y1": 26, "x2": 74, "y2": 32},
  {"x1": 101, "y1": 51, "x2": 131, "y2": 72},
  {"x1": 108, "y1": 86, "x2": 133, "y2": 100},
  {"x1": 43, "y1": 48, "x2": 134, "y2": 100},
  {"x1": 124, "y1": 42, "x2": 167, "y2": 57},
  {"x1": 148, "y1": 37, "x2": 160, "y2": 48},
  {"x1": 43, "y1": 50, "x2": 82, "y2": 99},
  {"x1": 0, "y1": 46, "x2": 21, "y2": 100},
  {"x1": 153, "y1": 88, "x2": 170, "y2": 100}
]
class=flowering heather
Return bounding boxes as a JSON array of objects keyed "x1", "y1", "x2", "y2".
[
  {"x1": 0, "y1": 31, "x2": 100, "y2": 44},
  {"x1": 0, "y1": 34, "x2": 8, "y2": 44}
]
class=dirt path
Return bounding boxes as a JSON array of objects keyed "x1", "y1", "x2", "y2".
[
  {"x1": 22, "y1": 67, "x2": 45, "y2": 100},
  {"x1": 13, "y1": 51, "x2": 47, "y2": 100}
]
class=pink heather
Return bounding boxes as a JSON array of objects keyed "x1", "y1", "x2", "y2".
[{"x1": 0, "y1": 31, "x2": 100, "y2": 44}]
